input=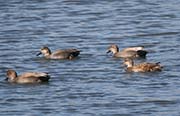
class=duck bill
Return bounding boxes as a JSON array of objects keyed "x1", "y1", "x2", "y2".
[
  {"x1": 36, "y1": 52, "x2": 42, "y2": 56},
  {"x1": 106, "y1": 50, "x2": 111, "y2": 54}
]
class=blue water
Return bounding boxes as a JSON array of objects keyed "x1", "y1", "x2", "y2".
[{"x1": 0, "y1": 0, "x2": 180, "y2": 115}]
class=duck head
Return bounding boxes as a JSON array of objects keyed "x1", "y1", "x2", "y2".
[
  {"x1": 37, "y1": 46, "x2": 51, "y2": 57},
  {"x1": 106, "y1": 44, "x2": 119, "y2": 54},
  {"x1": 123, "y1": 58, "x2": 134, "y2": 67},
  {"x1": 6, "y1": 69, "x2": 18, "y2": 82}
]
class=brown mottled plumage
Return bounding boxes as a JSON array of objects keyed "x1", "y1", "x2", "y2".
[
  {"x1": 6, "y1": 69, "x2": 50, "y2": 83},
  {"x1": 123, "y1": 58, "x2": 163, "y2": 72},
  {"x1": 107, "y1": 44, "x2": 148, "y2": 58},
  {"x1": 37, "y1": 46, "x2": 80, "y2": 60}
]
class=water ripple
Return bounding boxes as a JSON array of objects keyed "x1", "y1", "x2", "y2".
[{"x1": 0, "y1": 0, "x2": 180, "y2": 116}]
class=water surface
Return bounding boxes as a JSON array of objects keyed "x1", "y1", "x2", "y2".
[{"x1": 0, "y1": 0, "x2": 180, "y2": 116}]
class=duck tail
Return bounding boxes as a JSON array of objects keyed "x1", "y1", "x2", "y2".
[
  {"x1": 39, "y1": 76, "x2": 50, "y2": 82},
  {"x1": 156, "y1": 62, "x2": 161, "y2": 64},
  {"x1": 137, "y1": 50, "x2": 148, "y2": 58}
]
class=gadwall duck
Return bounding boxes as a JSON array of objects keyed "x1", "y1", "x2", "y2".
[
  {"x1": 37, "y1": 46, "x2": 80, "y2": 60},
  {"x1": 107, "y1": 44, "x2": 148, "y2": 58},
  {"x1": 6, "y1": 69, "x2": 50, "y2": 84},
  {"x1": 123, "y1": 58, "x2": 163, "y2": 72}
]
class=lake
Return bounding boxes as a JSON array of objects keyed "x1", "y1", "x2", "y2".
[{"x1": 0, "y1": 0, "x2": 180, "y2": 115}]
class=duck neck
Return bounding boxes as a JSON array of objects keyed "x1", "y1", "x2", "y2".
[
  {"x1": 44, "y1": 53, "x2": 51, "y2": 57},
  {"x1": 112, "y1": 47, "x2": 119, "y2": 54},
  {"x1": 126, "y1": 61, "x2": 134, "y2": 68},
  {"x1": 44, "y1": 50, "x2": 52, "y2": 57},
  {"x1": 7, "y1": 70, "x2": 18, "y2": 82}
]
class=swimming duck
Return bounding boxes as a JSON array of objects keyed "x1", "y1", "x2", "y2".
[
  {"x1": 37, "y1": 46, "x2": 80, "y2": 60},
  {"x1": 123, "y1": 58, "x2": 163, "y2": 72},
  {"x1": 107, "y1": 44, "x2": 148, "y2": 58},
  {"x1": 6, "y1": 69, "x2": 50, "y2": 84}
]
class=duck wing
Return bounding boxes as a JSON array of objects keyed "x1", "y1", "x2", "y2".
[
  {"x1": 135, "y1": 62, "x2": 162, "y2": 72},
  {"x1": 51, "y1": 49, "x2": 80, "y2": 59},
  {"x1": 122, "y1": 47, "x2": 147, "y2": 58},
  {"x1": 20, "y1": 72, "x2": 49, "y2": 79},
  {"x1": 123, "y1": 46, "x2": 144, "y2": 51},
  {"x1": 115, "y1": 50, "x2": 137, "y2": 58},
  {"x1": 64, "y1": 49, "x2": 80, "y2": 57}
]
